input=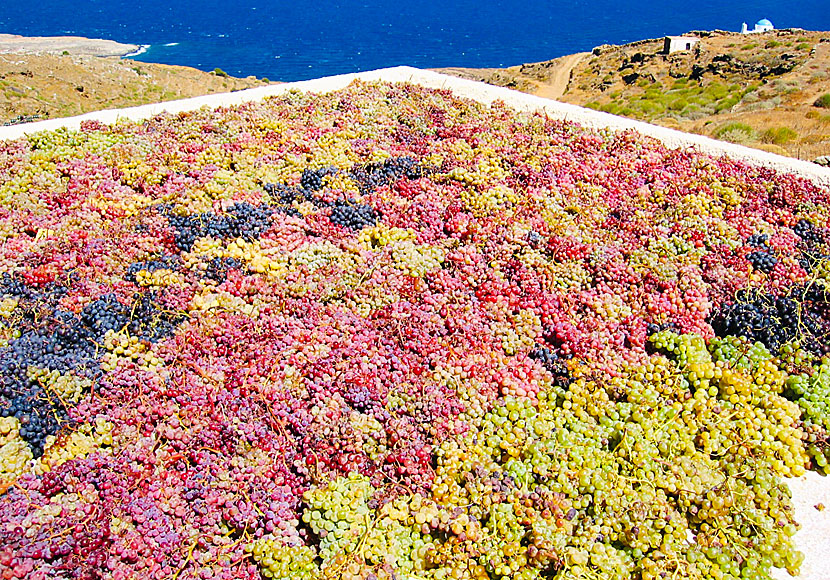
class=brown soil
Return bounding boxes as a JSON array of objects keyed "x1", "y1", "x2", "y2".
[
  {"x1": 0, "y1": 53, "x2": 268, "y2": 124},
  {"x1": 437, "y1": 29, "x2": 830, "y2": 162}
]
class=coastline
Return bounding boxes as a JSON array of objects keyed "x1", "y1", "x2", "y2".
[{"x1": 0, "y1": 33, "x2": 138, "y2": 57}]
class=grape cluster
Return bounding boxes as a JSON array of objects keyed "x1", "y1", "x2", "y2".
[
  {"x1": 791, "y1": 218, "x2": 830, "y2": 272},
  {"x1": 528, "y1": 345, "x2": 571, "y2": 387},
  {"x1": 204, "y1": 256, "x2": 242, "y2": 282},
  {"x1": 0, "y1": 378, "x2": 69, "y2": 457},
  {"x1": 746, "y1": 233, "x2": 770, "y2": 248},
  {"x1": 125, "y1": 254, "x2": 181, "y2": 283},
  {"x1": 328, "y1": 199, "x2": 380, "y2": 230},
  {"x1": 747, "y1": 250, "x2": 778, "y2": 273},
  {"x1": 0, "y1": 280, "x2": 187, "y2": 459},
  {"x1": 0, "y1": 307, "x2": 97, "y2": 456},
  {"x1": 793, "y1": 218, "x2": 824, "y2": 245},
  {"x1": 300, "y1": 167, "x2": 339, "y2": 192},
  {"x1": 711, "y1": 287, "x2": 829, "y2": 354},
  {"x1": 785, "y1": 361, "x2": 830, "y2": 473},
  {"x1": 81, "y1": 294, "x2": 131, "y2": 337},
  {"x1": 350, "y1": 156, "x2": 423, "y2": 194},
  {"x1": 127, "y1": 291, "x2": 186, "y2": 341},
  {"x1": 169, "y1": 202, "x2": 275, "y2": 251},
  {"x1": 264, "y1": 182, "x2": 304, "y2": 206}
]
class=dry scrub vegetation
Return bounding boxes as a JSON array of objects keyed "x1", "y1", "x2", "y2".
[
  {"x1": 438, "y1": 29, "x2": 830, "y2": 162},
  {"x1": 0, "y1": 54, "x2": 267, "y2": 124}
]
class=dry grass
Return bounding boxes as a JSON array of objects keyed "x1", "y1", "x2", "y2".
[
  {"x1": 0, "y1": 54, "x2": 268, "y2": 124},
  {"x1": 439, "y1": 29, "x2": 830, "y2": 161}
]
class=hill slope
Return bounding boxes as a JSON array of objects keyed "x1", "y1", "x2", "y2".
[
  {"x1": 0, "y1": 53, "x2": 267, "y2": 125},
  {"x1": 437, "y1": 29, "x2": 830, "y2": 162}
]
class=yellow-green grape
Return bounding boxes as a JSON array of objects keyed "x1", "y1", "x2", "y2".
[
  {"x1": 249, "y1": 539, "x2": 319, "y2": 580},
  {"x1": 35, "y1": 417, "x2": 114, "y2": 474},
  {"x1": 0, "y1": 297, "x2": 20, "y2": 347},
  {"x1": 0, "y1": 417, "x2": 34, "y2": 489},
  {"x1": 27, "y1": 367, "x2": 93, "y2": 404},
  {"x1": 787, "y1": 361, "x2": 830, "y2": 473},
  {"x1": 292, "y1": 241, "x2": 344, "y2": 271},
  {"x1": 301, "y1": 473, "x2": 375, "y2": 563}
]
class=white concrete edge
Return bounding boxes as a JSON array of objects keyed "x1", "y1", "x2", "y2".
[{"x1": 1, "y1": 65, "x2": 829, "y2": 188}]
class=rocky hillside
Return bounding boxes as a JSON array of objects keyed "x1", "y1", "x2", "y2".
[
  {"x1": 438, "y1": 29, "x2": 830, "y2": 162},
  {"x1": 0, "y1": 53, "x2": 267, "y2": 125}
]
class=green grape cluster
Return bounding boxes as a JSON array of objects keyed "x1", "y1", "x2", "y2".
[
  {"x1": 301, "y1": 473, "x2": 375, "y2": 563},
  {"x1": 652, "y1": 331, "x2": 805, "y2": 477},
  {"x1": 786, "y1": 360, "x2": 830, "y2": 473},
  {"x1": 249, "y1": 541, "x2": 319, "y2": 580},
  {"x1": 298, "y1": 473, "x2": 435, "y2": 580}
]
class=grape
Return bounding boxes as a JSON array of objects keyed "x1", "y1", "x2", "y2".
[
  {"x1": 328, "y1": 199, "x2": 379, "y2": 231},
  {"x1": 747, "y1": 249, "x2": 778, "y2": 273},
  {"x1": 0, "y1": 80, "x2": 826, "y2": 580}
]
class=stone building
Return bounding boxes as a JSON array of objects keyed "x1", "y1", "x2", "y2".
[{"x1": 663, "y1": 36, "x2": 700, "y2": 54}]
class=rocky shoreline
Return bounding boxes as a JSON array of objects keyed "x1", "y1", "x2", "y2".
[{"x1": 0, "y1": 33, "x2": 138, "y2": 57}]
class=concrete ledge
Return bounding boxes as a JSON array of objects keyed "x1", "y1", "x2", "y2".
[
  {"x1": 1, "y1": 65, "x2": 829, "y2": 188},
  {"x1": 1, "y1": 65, "x2": 829, "y2": 579}
]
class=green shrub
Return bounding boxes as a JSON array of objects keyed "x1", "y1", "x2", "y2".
[
  {"x1": 814, "y1": 94, "x2": 830, "y2": 108},
  {"x1": 668, "y1": 98, "x2": 687, "y2": 112},
  {"x1": 715, "y1": 96, "x2": 740, "y2": 113},
  {"x1": 796, "y1": 43, "x2": 812, "y2": 51},
  {"x1": 706, "y1": 84, "x2": 730, "y2": 101},
  {"x1": 765, "y1": 40, "x2": 781, "y2": 49},
  {"x1": 714, "y1": 122, "x2": 757, "y2": 144},
  {"x1": 760, "y1": 127, "x2": 798, "y2": 145},
  {"x1": 632, "y1": 99, "x2": 664, "y2": 116},
  {"x1": 213, "y1": 68, "x2": 229, "y2": 78},
  {"x1": 600, "y1": 102, "x2": 621, "y2": 115}
]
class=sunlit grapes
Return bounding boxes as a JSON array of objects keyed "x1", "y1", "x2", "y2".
[{"x1": 0, "y1": 81, "x2": 827, "y2": 580}]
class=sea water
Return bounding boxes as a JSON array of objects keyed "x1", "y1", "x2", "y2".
[{"x1": 0, "y1": 0, "x2": 827, "y2": 81}]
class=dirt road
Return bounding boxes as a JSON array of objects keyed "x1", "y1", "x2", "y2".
[{"x1": 532, "y1": 51, "x2": 590, "y2": 100}]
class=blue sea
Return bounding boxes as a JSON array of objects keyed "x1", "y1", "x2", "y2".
[{"x1": 1, "y1": 1, "x2": 828, "y2": 81}]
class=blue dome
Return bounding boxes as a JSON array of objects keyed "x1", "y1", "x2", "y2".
[{"x1": 757, "y1": 18, "x2": 773, "y2": 27}]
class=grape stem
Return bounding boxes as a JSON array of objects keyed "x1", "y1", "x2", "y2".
[{"x1": 169, "y1": 537, "x2": 199, "y2": 580}]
